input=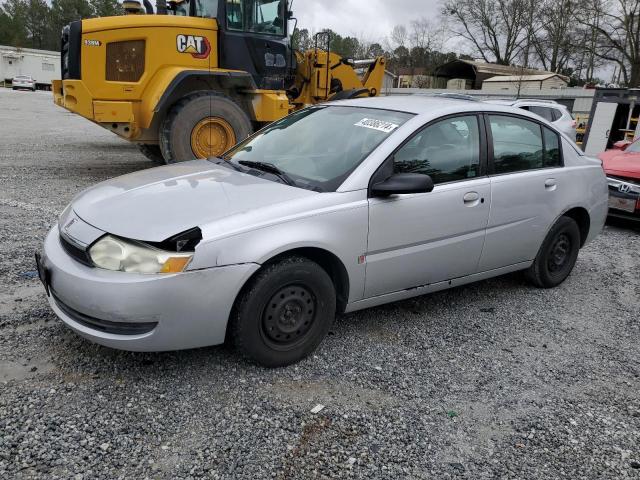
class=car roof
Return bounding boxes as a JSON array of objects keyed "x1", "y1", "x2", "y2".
[
  {"x1": 332, "y1": 94, "x2": 557, "y2": 119},
  {"x1": 484, "y1": 99, "x2": 565, "y2": 109}
]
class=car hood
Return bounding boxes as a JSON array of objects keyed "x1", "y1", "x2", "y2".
[
  {"x1": 599, "y1": 151, "x2": 640, "y2": 180},
  {"x1": 71, "y1": 160, "x2": 316, "y2": 242}
]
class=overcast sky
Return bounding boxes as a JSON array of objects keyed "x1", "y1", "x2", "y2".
[{"x1": 290, "y1": 0, "x2": 442, "y2": 45}]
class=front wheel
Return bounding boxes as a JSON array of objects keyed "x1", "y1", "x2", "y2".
[
  {"x1": 159, "y1": 92, "x2": 252, "y2": 163},
  {"x1": 229, "y1": 256, "x2": 336, "y2": 367},
  {"x1": 525, "y1": 216, "x2": 581, "y2": 288},
  {"x1": 137, "y1": 144, "x2": 165, "y2": 165}
]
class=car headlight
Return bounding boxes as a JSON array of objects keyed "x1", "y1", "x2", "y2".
[{"x1": 89, "y1": 235, "x2": 193, "y2": 274}]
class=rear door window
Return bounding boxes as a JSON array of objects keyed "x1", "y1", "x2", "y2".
[{"x1": 489, "y1": 115, "x2": 544, "y2": 174}]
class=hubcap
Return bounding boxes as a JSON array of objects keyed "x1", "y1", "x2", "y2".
[
  {"x1": 262, "y1": 285, "x2": 316, "y2": 346},
  {"x1": 548, "y1": 233, "x2": 571, "y2": 273},
  {"x1": 190, "y1": 117, "x2": 236, "y2": 159}
]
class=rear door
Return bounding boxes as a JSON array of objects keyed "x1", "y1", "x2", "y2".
[
  {"x1": 479, "y1": 114, "x2": 568, "y2": 271},
  {"x1": 364, "y1": 114, "x2": 491, "y2": 297}
]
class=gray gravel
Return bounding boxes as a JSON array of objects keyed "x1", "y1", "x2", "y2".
[{"x1": 1, "y1": 88, "x2": 639, "y2": 479}]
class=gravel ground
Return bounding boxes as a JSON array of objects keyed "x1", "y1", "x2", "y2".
[{"x1": 0, "y1": 88, "x2": 639, "y2": 479}]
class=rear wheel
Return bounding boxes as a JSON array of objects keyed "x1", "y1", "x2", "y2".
[
  {"x1": 525, "y1": 216, "x2": 581, "y2": 288},
  {"x1": 159, "y1": 92, "x2": 252, "y2": 163},
  {"x1": 230, "y1": 256, "x2": 336, "y2": 367},
  {"x1": 137, "y1": 144, "x2": 165, "y2": 165}
]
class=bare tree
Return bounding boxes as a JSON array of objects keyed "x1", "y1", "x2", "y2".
[
  {"x1": 576, "y1": 0, "x2": 640, "y2": 86},
  {"x1": 409, "y1": 17, "x2": 445, "y2": 52},
  {"x1": 441, "y1": 0, "x2": 531, "y2": 65},
  {"x1": 389, "y1": 24, "x2": 408, "y2": 49},
  {"x1": 531, "y1": 0, "x2": 576, "y2": 72}
]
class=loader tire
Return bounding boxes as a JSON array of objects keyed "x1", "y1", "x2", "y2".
[
  {"x1": 137, "y1": 144, "x2": 165, "y2": 165},
  {"x1": 159, "y1": 92, "x2": 252, "y2": 163}
]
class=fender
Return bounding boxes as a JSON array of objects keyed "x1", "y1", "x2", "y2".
[{"x1": 153, "y1": 69, "x2": 257, "y2": 115}]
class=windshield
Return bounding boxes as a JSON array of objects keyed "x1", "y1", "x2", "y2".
[
  {"x1": 171, "y1": 0, "x2": 218, "y2": 17},
  {"x1": 222, "y1": 106, "x2": 413, "y2": 192}
]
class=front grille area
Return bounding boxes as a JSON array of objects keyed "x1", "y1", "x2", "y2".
[
  {"x1": 52, "y1": 291, "x2": 158, "y2": 335},
  {"x1": 106, "y1": 40, "x2": 145, "y2": 82},
  {"x1": 59, "y1": 234, "x2": 93, "y2": 267}
]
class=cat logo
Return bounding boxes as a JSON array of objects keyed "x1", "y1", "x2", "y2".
[{"x1": 176, "y1": 35, "x2": 211, "y2": 59}]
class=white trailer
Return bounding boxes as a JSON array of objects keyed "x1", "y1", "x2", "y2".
[{"x1": 0, "y1": 45, "x2": 61, "y2": 90}]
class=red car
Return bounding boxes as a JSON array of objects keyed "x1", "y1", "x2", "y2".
[{"x1": 599, "y1": 139, "x2": 640, "y2": 220}]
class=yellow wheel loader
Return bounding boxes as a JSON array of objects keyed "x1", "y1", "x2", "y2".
[{"x1": 52, "y1": 0, "x2": 386, "y2": 164}]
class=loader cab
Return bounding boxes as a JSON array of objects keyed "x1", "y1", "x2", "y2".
[
  {"x1": 218, "y1": 0, "x2": 295, "y2": 90},
  {"x1": 168, "y1": 0, "x2": 294, "y2": 89}
]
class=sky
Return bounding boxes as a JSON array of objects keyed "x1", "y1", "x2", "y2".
[{"x1": 290, "y1": 0, "x2": 442, "y2": 46}]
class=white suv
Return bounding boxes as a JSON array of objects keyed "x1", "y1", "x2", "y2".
[{"x1": 486, "y1": 99, "x2": 577, "y2": 140}]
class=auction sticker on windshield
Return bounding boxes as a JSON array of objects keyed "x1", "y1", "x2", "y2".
[{"x1": 354, "y1": 118, "x2": 399, "y2": 133}]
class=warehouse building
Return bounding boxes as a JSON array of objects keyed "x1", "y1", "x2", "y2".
[
  {"x1": 0, "y1": 45, "x2": 61, "y2": 90},
  {"x1": 434, "y1": 59, "x2": 552, "y2": 90},
  {"x1": 482, "y1": 73, "x2": 570, "y2": 92}
]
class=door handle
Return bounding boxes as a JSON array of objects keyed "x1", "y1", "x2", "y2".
[
  {"x1": 463, "y1": 191, "x2": 481, "y2": 206},
  {"x1": 463, "y1": 192, "x2": 479, "y2": 202},
  {"x1": 545, "y1": 178, "x2": 557, "y2": 191}
]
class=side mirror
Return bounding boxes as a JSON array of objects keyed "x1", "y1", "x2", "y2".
[{"x1": 371, "y1": 173, "x2": 434, "y2": 197}]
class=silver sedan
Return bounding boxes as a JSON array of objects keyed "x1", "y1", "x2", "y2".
[{"x1": 38, "y1": 96, "x2": 609, "y2": 367}]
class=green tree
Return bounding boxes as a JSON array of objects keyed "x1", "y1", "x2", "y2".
[
  {"x1": 291, "y1": 27, "x2": 312, "y2": 51},
  {"x1": 24, "y1": 0, "x2": 50, "y2": 49},
  {"x1": 0, "y1": 0, "x2": 29, "y2": 47},
  {"x1": 49, "y1": 0, "x2": 93, "y2": 49},
  {"x1": 90, "y1": 0, "x2": 122, "y2": 18},
  {"x1": 366, "y1": 43, "x2": 385, "y2": 58}
]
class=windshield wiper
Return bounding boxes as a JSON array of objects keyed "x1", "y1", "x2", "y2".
[
  {"x1": 238, "y1": 160, "x2": 297, "y2": 187},
  {"x1": 210, "y1": 157, "x2": 244, "y2": 172}
]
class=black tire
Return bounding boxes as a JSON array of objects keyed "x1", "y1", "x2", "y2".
[
  {"x1": 159, "y1": 91, "x2": 252, "y2": 163},
  {"x1": 525, "y1": 216, "x2": 581, "y2": 288},
  {"x1": 137, "y1": 144, "x2": 165, "y2": 165},
  {"x1": 230, "y1": 256, "x2": 336, "y2": 367}
]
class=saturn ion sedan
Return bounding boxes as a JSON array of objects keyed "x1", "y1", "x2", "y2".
[{"x1": 37, "y1": 96, "x2": 608, "y2": 367}]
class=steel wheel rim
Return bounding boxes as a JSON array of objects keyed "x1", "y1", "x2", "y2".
[
  {"x1": 190, "y1": 117, "x2": 236, "y2": 159},
  {"x1": 261, "y1": 284, "x2": 317, "y2": 348},
  {"x1": 548, "y1": 233, "x2": 571, "y2": 273}
]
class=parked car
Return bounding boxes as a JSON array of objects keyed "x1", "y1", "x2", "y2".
[
  {"x1": 598, "y1": 139, "x2": 640, "y2": 220},
  {"x1": 486, "y1": 99, "x2": 577, "y2": 140},
  {"x1": 36, "y1": 97, "x2": 608, "y2": 367},
  {"x1": 12, "y1": 75, "x2": 36, "y2": 91}
]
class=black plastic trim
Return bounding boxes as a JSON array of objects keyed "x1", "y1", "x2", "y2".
[
  {"x1": 59, "y1": 234, "x2": 93, "y2": 267},
  {"x1": 153, "y1": 70, "x2": 257, "y2": 113},
  {"x1": 68, "y1": 20, "x2": 82, "y2": 80},
  {"x1": 52, "y1": 291, "x2": 158, "y2": 335}
]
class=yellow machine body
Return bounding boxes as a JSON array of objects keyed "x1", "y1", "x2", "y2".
[{"x1": 52, "y1": 12, "x2": 386, "y2": 160}]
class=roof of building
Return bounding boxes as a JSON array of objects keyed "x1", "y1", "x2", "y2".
[
  {"x1": 483, "y1": 73, "x2": 569, "y2": 83},
  {"x1": 0, "y1": 45, "x2": 60, "y2": 57},
  {"x1": 434, "y1": 59, "x2": 560, "y2": 80}
]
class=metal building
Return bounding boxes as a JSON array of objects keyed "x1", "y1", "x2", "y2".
[{"x1": 0, "y1": 45, "x2": 61, "y2": 90}]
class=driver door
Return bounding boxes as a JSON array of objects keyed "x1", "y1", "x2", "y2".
[{"x1": 364, "y1": 114, "x2": 491, "y2": 298}]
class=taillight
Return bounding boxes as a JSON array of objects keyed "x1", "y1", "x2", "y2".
[{"x1": 106, "y1": 40, "x2": 145, "y2": 82}]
